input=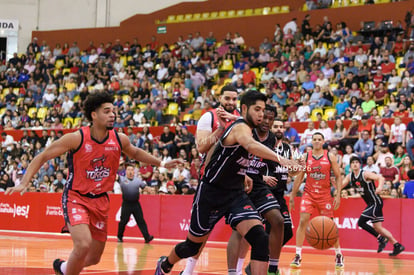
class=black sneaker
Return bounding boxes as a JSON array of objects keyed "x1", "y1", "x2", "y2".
[
  {"x1": 290, "y1": 254, "x2": 302, "y2": 268},
  {"x1": 245, "y1": 263, "x2": 251, "y2": 275},
  {"x1": 145, "y1": 235, "x2": 154, "y2": 243},
  {"x1": 389, "y1": 243, "x2": 405, "y2": 256},
  {"x1": 53, "y1": 259, "x2": 64, "y2": 275},
  {"x1": 377, "y1": 237, "x2": 388, "y2": 253},
  {"x1": 155, "y1": 256, "x2": 167, "y2": 275}
]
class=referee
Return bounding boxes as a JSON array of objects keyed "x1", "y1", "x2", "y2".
[{"x1": 117, "y1": 162, "x2": 154, "y2": 243}]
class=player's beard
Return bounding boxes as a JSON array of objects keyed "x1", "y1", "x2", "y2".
[
  {"x1": 275, "y1": 132, "x2": 283, "y2": 140},
  {"x1": 106, "y1": 126, "x2": 114, "y2": 130},
  {"x1": 221, "y1": 103, "x2": 235, "y2": 113},
  {"x1": 245, "y1": 111, "x2": 258, "y2": 128}
]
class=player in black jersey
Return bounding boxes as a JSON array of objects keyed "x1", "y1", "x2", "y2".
[
  {"x1": 155, "y1": 91, "x2": 299, "y2": 275},
  {"x1": 227, "y1": 105, "x2": 285, "y2": 275},
  {"x1": 342, "y1": 156, "x2": 405, "y2": 256},
  {"x1": 270, "y1": 119, "x2": 294, "y2": 246}
]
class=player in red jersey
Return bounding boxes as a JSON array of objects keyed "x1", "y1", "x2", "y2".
[
  {"x1": 5, "y1": 91, "x2": 180, "y2": 275},
  {"x1": 289, "y1": 132, "x2": 344, "y2": 270}
]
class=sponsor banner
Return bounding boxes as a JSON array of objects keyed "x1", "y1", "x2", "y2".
[
  {"x1": 0, "y1": 19, "x2": 19, "y2": 31},
  {"x1": 0, "y1": 193, "x2": 411, "y2": 252}
]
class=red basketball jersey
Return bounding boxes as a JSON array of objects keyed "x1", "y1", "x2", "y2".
[
  {"x1": 210, "y1": 108, "x2": 240, "y2": 132},
  {"x1": 304, "y1": 150, "x2": 332, "y2": 198},
  {"x1": 66, "y1": 126, "x2": 122, "y2": 195}
]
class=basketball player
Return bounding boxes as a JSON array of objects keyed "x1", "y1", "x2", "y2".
[
  {"x1": 227, "y1": 105, "x2": 285, "y2": 275},
  {"x1": 155, "y1": 91, "x2": 299, "y2": 275},
  {"x1": 342, "y1": 156, "x2": 405, "y2": 256},
  {"x1": 244, "y1": 119, "x2": 296, "y2": 275},
  {"x1": 289, "y1": 132, "x2": 344, "y2": 269},
  {"x1": 180, "y1": 85, "x2": 240, "y2": 275},
  {"x1": 5, "y1": 91, "x2": 180, "y2": 275}
]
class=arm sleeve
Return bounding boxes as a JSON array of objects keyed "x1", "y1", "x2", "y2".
[{"x1": 197, "y1": 112, "x2": 213, "y2": 131}]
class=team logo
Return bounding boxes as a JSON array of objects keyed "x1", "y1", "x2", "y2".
[
  {"x1": 355, "y1": 181, "x2": 361, "y2": 187},
  {"x1": 326, "y1": 203, "x2": 332, "y2": 210},
  {"x1": 85, "y1": 144, "x2": 92, "y2": 153},
  {"x1": 243, "y1": 205, "x2": 253, "y2": 210},
  {"x1": 86, "y1": 155, "x2": 110, "y2": 182},
  {"x1": 266, "y1": 193, "x2": 274, "y2": 200},
  {"x1": 108, "y1": 139, "x2": 116, "y2": 145}
]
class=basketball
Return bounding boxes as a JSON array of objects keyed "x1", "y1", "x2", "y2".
[{"x1": 305, "y1": 216, "x2": 339, "y2": 250}]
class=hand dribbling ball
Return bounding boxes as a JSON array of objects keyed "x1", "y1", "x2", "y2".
[{"x1": 305, "y1": 216, "x2": 339, "y2": 250}]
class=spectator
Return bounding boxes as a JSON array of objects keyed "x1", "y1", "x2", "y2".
[
  {"x1": 299, "y1": 121, "x2": 316, "y2": 153},
  {"x1": 403, "y1": 170, "x2": 414, "y2": 198},
  {"x1": 389, "y1": 117, "x2": 406, "y2": 153},
  {"x1": 159, "y1": 126, "x2": 176, "y2": 157},
  {"x1": 172, "y1": 162, "x2": 190, "y2": 193},
  {"x1": 139, "y1": 162, "x2": 153, "y2": 185},
  {"x1": 400, "y1": 156, "x2": 413, "y2": 182},
  {"x1": 353, "y1": 130, "x2": 374, "y2": 163},
  {"x1": 374, "y1": 142, "x2": 394, "y2": 167},
  {"x1": 1, "y1": 132, "x2": 15, "y2": 152},
  {"x1": 284, "y1": 121, "x2": 300, "y2": 146},
  {"x1": 380, "y1": 156, "x2": 400, "y2": 188},
  {"x1": 363, "y1": 155, "x2": 380, "y2": 174}
]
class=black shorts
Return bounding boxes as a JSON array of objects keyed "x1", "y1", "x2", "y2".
[
  {"x1": 361, "y1": 203, "x2": 384, "y2": 223},
  {"x1": 272, "y1": 189, "x2": 292, "y2": 225},
  {"x1": 189, "y1": 182, "x2": 262, "y2": 237},
  {"x1": 248, "y1": 185, "x2": 280, "y2": 216}
]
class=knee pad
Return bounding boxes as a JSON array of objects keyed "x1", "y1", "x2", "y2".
[
  {"x1": 283, "y1": 223, "x2": 293, "y2": 246},
  {"x1": 175, "y1": 238, "x2": 203, "y2": 259},
  {"x1": 244, "y1": 225, "x2": 269, "y2": 262}
]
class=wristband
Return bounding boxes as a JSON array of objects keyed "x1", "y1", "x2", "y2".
[{"x1": 160, "y1": 161, "x2": 166, "y2": 168}]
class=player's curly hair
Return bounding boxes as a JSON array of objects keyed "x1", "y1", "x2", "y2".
[{"x1": 83, "y1": 91, "x2": 114, "y2": 121}]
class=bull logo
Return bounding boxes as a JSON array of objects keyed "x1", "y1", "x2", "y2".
[{"x1": 86, "y1": 155, "x2": 110, "y2": 182}]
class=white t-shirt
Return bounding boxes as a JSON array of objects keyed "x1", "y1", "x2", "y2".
[{"x1": 390, "y1": 123, "x2": 406, "y2": 143}]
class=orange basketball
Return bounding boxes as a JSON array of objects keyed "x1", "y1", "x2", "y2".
[{"x1": 305, "y1": 216, "x2": 339, "y2": 250}]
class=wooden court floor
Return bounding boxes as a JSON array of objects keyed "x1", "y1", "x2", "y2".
[{"x1": 0, "y1": 231, "x2": 413, "y2": 275}]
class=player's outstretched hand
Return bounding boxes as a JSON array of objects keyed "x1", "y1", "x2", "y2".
[
  {"x1": 5, "y1": 184, "x2": 28, "y2": 196},
  {"x1": 263, "y1": 176, "x2": 278, "y2": 187},
  {"x1": 164, "y1": 159, "x2": 185, "y2": 168}
]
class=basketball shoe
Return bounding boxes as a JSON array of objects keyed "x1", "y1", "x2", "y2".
[
  {"x1": 53, "y1": 259, "x2": 64, "y2": 275},
  {"x1": 377, "y1": 236, "x2": 388, "y2": 253},
  {"x1": 335, "y1": 254, "x2": 344, "y2": 269},
  {"x1": 389, "y1": 243, "x2": 405, "y2": 256},
  {"x1": 290, "y1": 254, "x2": 302, "y2": 268},
  {"x1": 155, "y1": 256, "x2": 168, "y2": 275}
]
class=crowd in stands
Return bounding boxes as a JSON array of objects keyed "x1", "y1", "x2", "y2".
[{"x1": 0, "y1": 11, "x2": 414, "y2": 198}]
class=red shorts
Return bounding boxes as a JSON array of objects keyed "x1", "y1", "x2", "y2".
[
  {"x1": 63, "y1": 190, "x2": 110, "y2": 242},
  {"x1": 300, "y1": 192, "x2": 334, "y2": 217}
]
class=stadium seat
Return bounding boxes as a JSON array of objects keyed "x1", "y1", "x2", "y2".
[
  {"x1": 323, "y1": 108, "x2": 336, "y2": 120},
  {"x1": 245, "y1": 9, "x2": 253, "y2": 16},
  {"x1": 262, "y1": 7, "x2": 271, "y2": 15},
  {"x1": 192, "y1": 109, "x2": 202, "y2": 121},
  {"x1": 166, "y1": 103, "x2": 179, "y2": 116},
  {"x1": 62, "y1": 68, "x2": 71, "y2": 75},
  {"x1": 13, "y1": 88, "x2": 20, "y2": 95},
  {"x1": 37, "y1": 107, "x2": 48, "y2": 119},
  {"x1": 184, "y1": 14, "x2": 193, "y2": 21},
  {"x1": 63, "y1": 117, "x2": 74, "y2": 128},
  {"x1": 122, "y1": 95, "x2": 131, "y2": 104},
  {"x1": 210, "y1": 11, "x2": 218, "y2": 18},
  {"x1": 73, "y1": 117, "x2": 82, "y2": 127},
  {"x1": 377, "y1": 106, "x2": 384, "y2": 116},
  {"x1": 166, "y1": 15, "x2": 176, "y2": 23},
  {"x1": 120, "y1": 56, "x2": 127, "y2": 67},
  {"x1": 0, "y1": 107, "x2": 6, "y2": 116},
  {"x1": 236, "y1": 10, "x2": 245, "y2": 16},
  {"x1": 202, "y1": 12, "x2": 210, "y2": 19},
  {"x1": 271, "y1": 6, "x2": 281, "y2": 13},
  {"x1": 28, "y1": 107, "x2": 37, "y2": 119},
  {"x1": 227, "y1": 10, "x2": 235, "y2": 17},
  {"x1": 254, "y1": 8, "x2": 263, "y2": 15},
  {"x1": 218, "y1": 11, "x2": 227, "y2": 18},
  {"x1": 138, "y1": 104, "x2": 147, "y2": 110},
  {"x1": 55, "y1": 59, "x2": 64, "y2": 69},
  {"x1": 220, "y1": 59, "x2": 233, "y2": 71},
  {"x1": 311, "y1": 108, "x2": 323, "y2": 121},
  {"x1": 73, "y1": 95, "x2": 80, "y2": 102},
  {"x1": 280, "y1": 6, "x2": 290, "y2": 13},
  {"x1": 193, "y1": 13, "x2": 201, "y2": 20},
  {"x1": 176, "y1": 14, "x2": 184, "y2": 22},
  {"x1": 182, "y1": 113, "x2": 193, "y2": 122}
]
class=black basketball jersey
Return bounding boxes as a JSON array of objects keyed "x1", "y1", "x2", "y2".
[
  {"x1": 269, "y1": 141, "x2": 292, "y2": 191},
  {"x1": 246, "y1": 129, "x2": 276, "y2": 187},
  {"x1": 350, "y1": 170, "x2": 383, "y2": 206},
  {"x1": 202, "y1": 119, "x2": 250, "y2": 190}
]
